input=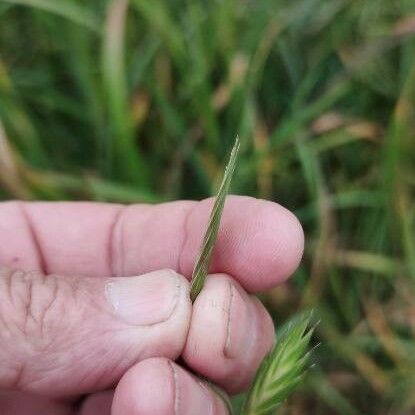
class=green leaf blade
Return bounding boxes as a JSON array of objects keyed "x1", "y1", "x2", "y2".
[{"x1": 0, "y1": 0, "x2": 100, "y2": 32}]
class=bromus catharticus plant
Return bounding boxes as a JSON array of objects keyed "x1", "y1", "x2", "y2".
[
  {"x1": 241, "y1": 312, "x2": 315, "y2": 415},
  {"x1": 189, "y1": 135, "x2": 240, "y2": 302},
  {"x1": 190, "y1": 136, "x2": 315, "y2": 414}
]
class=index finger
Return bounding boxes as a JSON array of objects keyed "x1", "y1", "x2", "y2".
[{"x1": 0, "y1": 196, "x2": 304, "y2": 292}]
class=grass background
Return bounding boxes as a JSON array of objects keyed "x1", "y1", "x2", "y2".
[{"x1": 1, "y1": 0, "x2": 415, "y2": 413}]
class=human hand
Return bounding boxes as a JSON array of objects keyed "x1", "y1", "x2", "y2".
[{"x1": 0, "y1": 196, "x2": 303, "y2": 414}]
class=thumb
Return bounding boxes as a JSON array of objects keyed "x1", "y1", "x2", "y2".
[{"x1": 0, "y1": 267, "x2": 191, "y2": 398}]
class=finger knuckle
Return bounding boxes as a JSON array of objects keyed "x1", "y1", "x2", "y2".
[{"x1": 0, "y1": 266, "x2": 62, "y2": 353}]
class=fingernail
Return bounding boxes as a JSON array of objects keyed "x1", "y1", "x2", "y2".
[
  {"x1": 168, "y1": 361, "x2": 213, "y2": 415},
  {"x1": 224, "y1": 281, "x2": 256, "y2": 358},
  {"x1": 105, "y1": 269, "x2": 181, "y2": 326}
]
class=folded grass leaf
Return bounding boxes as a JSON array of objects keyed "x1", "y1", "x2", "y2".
[
  {"x1": 189, "y1": 136, "x2": 240, "y2": 302},
  {"x1": 242, "y1": 312, "x2": 315, "y2": 415}
]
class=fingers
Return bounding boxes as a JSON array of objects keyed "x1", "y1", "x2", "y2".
[
  {"x1": 0, "y1": 196, "x2": 303, "y2": 291},
  {"x1": 0, "y1": 391, "x2": 72, "y2": 415},
  {"x1": 79, "y1": 390, "x2": 113, "y2": 415},
  {"x1": 0, "y1": 267, "x2": 191, "y2": 398},
  {"x1": 182, "y1": 274, "x2": 275, "y2": 393},
  {"x1": 0, "y1": 270, "x2": 275, "y2": 408},
  {"x1": 179, "y1": 197, "x2": 303, "y2": 291},
  {"x1": 112, "y1": 358, "x2": 229, "y2": 415}
]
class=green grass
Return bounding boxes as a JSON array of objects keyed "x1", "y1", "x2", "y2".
[{"x1": 1, "y1": 0, "x2": 415, "y2": 413}]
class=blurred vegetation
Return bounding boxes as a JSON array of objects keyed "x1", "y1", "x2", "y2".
[{"x1": 1, "y1": 0, "x2": 415, "y2": 413}]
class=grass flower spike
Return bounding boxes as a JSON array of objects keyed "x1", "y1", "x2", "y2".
[
  {"x1": 241, "y1": 312, "x2": 315, "y2": 415},
  {"x1": 190, "y1": 135, "x2": 240, "y2": 302}
]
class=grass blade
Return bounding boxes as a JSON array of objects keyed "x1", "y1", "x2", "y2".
[
  {"x1": 242, "y1": 312, "x2": 315, "y2": 415},
  {"x1": 189, "y1": 136, "x2": 240, "y2": 302},
  {"x1": 0, "y1": 0, "x2": 100, "y2": 32},
  {"x1": 102, "y1": 0, "x2": 149, "y2": 185}
]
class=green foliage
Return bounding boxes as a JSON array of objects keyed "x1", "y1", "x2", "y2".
[{"x1": 1, "y1": 0, "x2": 415, "y2": 413}]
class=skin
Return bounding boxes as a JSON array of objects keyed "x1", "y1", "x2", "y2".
[{"x1": 0, "y1": 196, "x2": 304, "y2": 414}]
